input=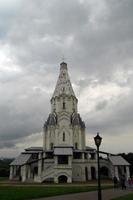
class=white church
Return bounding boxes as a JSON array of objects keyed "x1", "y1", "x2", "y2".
[{"x1": 10, "y1": 62, "x2": 130, "y2": 183}]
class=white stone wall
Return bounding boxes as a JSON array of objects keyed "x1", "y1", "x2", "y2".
[
  {"x1": 21, "y1": 165, "x2": 27, "y2": 182},
  {"x1": 51, "y1": 96, "x2": 77, "y2": 114}
]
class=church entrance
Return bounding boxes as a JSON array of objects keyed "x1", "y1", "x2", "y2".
[
  {"x1": 58, "y1": 175, "x2": 68, "y2": 183},
  {"x1": 33, "y1": 166, "x2": 38, "y2": 179}
]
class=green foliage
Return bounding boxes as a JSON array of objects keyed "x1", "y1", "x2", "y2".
[{"x1": 0, "y1": 158, "x2": 13, "y2": 177}]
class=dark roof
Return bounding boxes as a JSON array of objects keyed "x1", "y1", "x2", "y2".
[
  {"x1": 25, "y1": 147, "x2": 43, "y2": 152},
  {"x1": 54, "y1": 145, "x2": 73, "y2": 148},
  {"x1": 73, "y1": 150, "x2": 84, "y2": 153},
  {"x1": 45, "y1": 150, "x2": 53, "y2": 153},
  {"x1": 86, "y1": 146, "x2": 96, "y2": 151},
  {"x1": 109, "y1": 156, "x2": 130, "y2": 166},
  {"x1": 10, "y1": 154, "x2": 31, "y2": 166}
]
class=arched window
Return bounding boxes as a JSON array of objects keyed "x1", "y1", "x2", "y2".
[{"x1": 63, "y1": 132, "x2": 65, "y2": 141}]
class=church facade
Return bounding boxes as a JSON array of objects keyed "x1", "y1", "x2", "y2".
[{"x1": 10, "y1": 62, "x2": 130, "y2": 183}]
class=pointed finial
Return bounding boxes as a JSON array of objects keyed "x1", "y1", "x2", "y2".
[
  {"x1": 60, "y1": 54, "x2": 67, "y2": 70},
  {"x1": 60, "y1": 61, "x2": 67, "y2": 70}
]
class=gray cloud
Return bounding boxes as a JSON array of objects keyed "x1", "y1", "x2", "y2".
[
  {"x1": 95, "y1": 100, "x2": 108, "y2": 111},
  {"x1": 85, "y1": 90, "x2": 133, "y2": 135},
  {"x1": 0, "y1": 0, "x2": 22, "y2": 39}
]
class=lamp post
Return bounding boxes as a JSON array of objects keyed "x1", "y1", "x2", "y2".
[{"x1": 94, "y1": 132, "x2": 102, "y2": 200}]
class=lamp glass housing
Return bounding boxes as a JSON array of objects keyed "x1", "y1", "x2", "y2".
[{"x1": 94, "y1": 133, "x2": 102, "y2": 147}]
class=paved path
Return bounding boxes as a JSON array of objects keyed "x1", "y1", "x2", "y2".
[{"x1": 32, "y1": 189, "x2": 133, "y2": 200}]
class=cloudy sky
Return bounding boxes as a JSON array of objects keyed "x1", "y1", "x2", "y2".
[{"x1": 0, "y1": 0, "x2": 133, "y2": 157}]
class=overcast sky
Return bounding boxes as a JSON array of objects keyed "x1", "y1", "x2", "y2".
[{"x1": 0, "y1": 0, "x2": 133, "y2": 157}]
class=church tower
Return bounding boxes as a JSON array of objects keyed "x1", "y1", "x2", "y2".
[{"x1": 43, "y1": 62, "x2": 86, "y2": 150}]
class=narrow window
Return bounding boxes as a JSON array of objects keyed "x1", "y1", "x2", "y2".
[
  {"x1": 63, "y1": 102, "x2": 66, "y2": 109},
  {"x1": 63, "y1": 132, "x2": 65, "y2": 141},
  {"x1": 50, "y1": 143, "x2": 54, "y2": 150},
  {"x1": 75, "y1": 143, "x2": 78, "y2": 149}
]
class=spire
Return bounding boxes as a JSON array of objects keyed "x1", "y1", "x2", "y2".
[{"x1": 52, "y1": 62, "x2": 76, "y2": 98}]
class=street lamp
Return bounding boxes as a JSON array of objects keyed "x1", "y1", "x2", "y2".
[{"x1": 94, "y1": 132, "x2": 102, "y2": 200}]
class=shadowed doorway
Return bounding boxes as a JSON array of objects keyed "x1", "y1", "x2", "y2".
[{"x1": 58, "y1": 175, "x2": 68, "y2": 183}]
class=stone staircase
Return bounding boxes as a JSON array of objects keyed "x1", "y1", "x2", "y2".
[
  {"x1": 41, "y1": 165, "x2": 55, "y2": 182},
  {"x1": 35, "y1": 164, "x2": 55, "y2": 182},
  {"x1": 35, "y1": 163, "x2": 72, "y2": 183}
]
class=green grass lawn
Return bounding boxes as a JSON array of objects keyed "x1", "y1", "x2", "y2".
[
  {"x1": 0, "y1": 185, "x2": 112, "y2": 200},
  {"x1": 112, "y1": 193, "x2": 133, "y2": 200}
]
